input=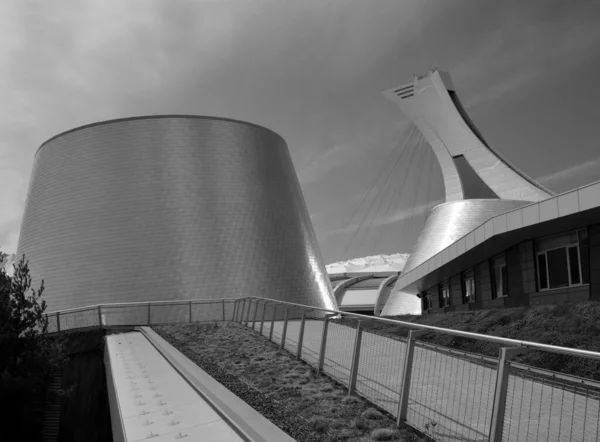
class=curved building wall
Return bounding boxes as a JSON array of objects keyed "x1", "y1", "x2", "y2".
[
  {"x1": 399, "y1": 199, "x2": 530, "y2": 276},
  {"x1": 380, "y1": 291, "x2": 421, "y2": 316},
  {"x1": 17, "y1": 116, "x2": 337, "y2": 313}
]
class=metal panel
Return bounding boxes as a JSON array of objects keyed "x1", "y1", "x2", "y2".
[
  {"x1": 557, "y1": 192, "x2": 579, "y2": 217},
  {"x1": 539, "y1": 198, "x2": 559, "y2": 222},
  {"x1": 401, "y1": 200, "x2": 529, "y2": 275},
  {"x1": 578, "y1": 182, "x2": 600, "y2": 211},
  {"x1": 522, "y1": 204, "x2": 540, "y2": 227},
  {"x1": 493, "y1": 214, "x2": 508, "y2": 235},
  {"x1": 506, "y1": 209, "x2": 523, "y2": 231},
  {"x1": 16, "y1": 116, "x2": 337, "y2": 313}
]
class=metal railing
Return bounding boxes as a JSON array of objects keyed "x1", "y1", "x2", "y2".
[
  {"x1": 233, "y1": 297, "x2": 600, "y2": 442},
  {"x1": 46, "y1": 296, "x2": 600, "y2": 441},
  {"x1": 45, "y1": 298, "x2": 236, "y2": 332}
]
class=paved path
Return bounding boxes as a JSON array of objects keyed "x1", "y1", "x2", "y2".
[
  {"x1": 252, "y1": 319, "x2": 600, "y2": 442},
  {"x1": 106, "y1": 332, "x2": 244, "y2": 441}
]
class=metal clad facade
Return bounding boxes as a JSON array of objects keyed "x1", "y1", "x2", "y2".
[
  {"x1": 401, "y1": 199, "x2": 531, "y2": 275},
  {"x1": 17, "y1": 116, "x2": 337, "y2": 312}
]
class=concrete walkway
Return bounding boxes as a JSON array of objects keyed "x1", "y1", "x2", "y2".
[{"x1": 105, "y1": 329, "x2": 296, "y2": 442}]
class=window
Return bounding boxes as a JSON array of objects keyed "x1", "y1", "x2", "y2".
[
  {"x1": 536, "y1": 229, "x2": 590, "y2": 291},
  {"x1": 491, "y1": 255, "x2": 508, "y2": 298},
  {"x1": 438, "y1": 282, "x2": 450, "y2": 307},
  {"x1": 462, "y1": 269, "x2": 475, "y2": 303},
  {"x1": 421, "y1": 291, "x2": 433, "y2": 311}
]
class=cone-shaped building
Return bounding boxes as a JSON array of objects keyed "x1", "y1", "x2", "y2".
[{"x1": 17, "y1": 116, "x2": 337, "y2": 314}]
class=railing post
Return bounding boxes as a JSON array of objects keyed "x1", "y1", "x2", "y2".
[
  {"x1": 252, "y1": 300, "x2": 260, "y2": 330},
  {"x1": 240, "y1": 299, "x2": 247, "y2": 324},
  {"x1": 348, "y1": 320, "x2": 363, "y2": 394},
  {"x1": 489, "y1": 347, "x2": 529, "y2": 442},
  {"x1": 318, "y1": 314, "x2": 336, "y2": 374},
  {"x1": 269, "y1": 305, "x2": 277, "y2": 342},
  {"x1": 245, "y1": 299, "x2": 253, "y2": 326},
  {"x1": 397, "y1": 329, "x2": 427, "y2": 426},
  {"x1": 296, "y1": 310, "x2": 308, "y2": 360},
  {"x1": 280, "y1": 308, "x2": 289, "y2": 349},
  {"x1": 189, "y1": 301, "x2": 192, "y2": 323},
  {"x1": 222, "y1": 299, "x2": 226, "y2": 321},
  {"x1": 233, "y1": 300, "x2": 239, "y2": 322},
  {"x1": 57, "y1": 312, "x2": 61, "y2": 332},
  {"x1": 260, "y1": 302, "x2": 269, "y2": 335},
  {"x1": 147, "y1": 303, "x2": 151, "y2": 325},
  {"x1": 98, "y1": 305, "x2": 103, "y2": 327}
]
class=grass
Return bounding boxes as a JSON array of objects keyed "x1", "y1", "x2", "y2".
[
  {"x1": 153, "y1": 322, "x2": 427, "y2": 442},
  {"x1": 337, "y1": 301, "x2": 600, "y2": 380}
]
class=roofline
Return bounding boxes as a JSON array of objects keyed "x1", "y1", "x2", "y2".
[
  {"x1": 36, "y1": 114, "x2": 285, "y2": 156},
  {"x1": 394, "y1": 178, "x2": 600, "y2": 293}
]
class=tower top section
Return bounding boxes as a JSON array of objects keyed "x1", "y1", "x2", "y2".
[{"x1": 382, "y1": 69, "x2": 553, "y2": 202}]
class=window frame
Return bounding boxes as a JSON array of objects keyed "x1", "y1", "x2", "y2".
[
  {"x1": 438, "y1": 282, "x2": 451, "y2": 308},
  {"x1": 462, "y1": 269, "x2": 476, "y2": 304},
  {"x1": 490, "y1": 254, "x2": 508, "y2": 299},
  {"x1": 536, "y1": 230, "x2": 588, "y2": 292}
]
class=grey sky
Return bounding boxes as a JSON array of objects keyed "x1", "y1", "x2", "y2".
[{"x1": 1, "y1": 0, "x2": 600, "y2": 263}]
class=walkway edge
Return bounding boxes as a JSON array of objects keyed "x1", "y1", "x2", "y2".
[{"x1": 137, "y1": 326, "x2": 297, "y2": 442}]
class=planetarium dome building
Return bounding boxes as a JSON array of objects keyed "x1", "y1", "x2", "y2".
[{"x1": 16, "y1": 116, "x2": 337, "y2": 314}]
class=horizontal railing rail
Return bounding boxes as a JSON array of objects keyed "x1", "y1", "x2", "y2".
[{"x1": 44, "y1": 295, "x2": 600, "y2": 441}]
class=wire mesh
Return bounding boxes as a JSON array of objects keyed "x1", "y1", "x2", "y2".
[
  {"x1": 406, "y1": 343, "x2": 497, "y2": 442},
  {"x1": 223, "y1": 300, "x2": 236, "y2": 322},
  {"x1": 58, "y1": 307, "x2": 100, "y2": 330},
  {"x1": 245, "y1": 300, "x2": 257, "y2": 325},
  {"x1": 503, "y1": 363, "x2": 600, "y2": 441},
  {"x1": 102, "y1": 304, "x2": 148, "y2": 326},
  {"x1": 281, "y1": 306, "x2": 306, "y2": 352},
  {"x1": 251, "y1": 301, "x2": 266, "y2": 332},
  {"x1": 149, "y1": 302, "x2": 190, "y2": 324},
  {"x1": 298, "y1": 315, "x2": 324, "y2": 367},
  {"x1": 189, "y1": 300, "x2": 225, "y2": 322},
  {"x1": 47, "y1": 312, "x2": 59, "y2": 333},
  {"x1": 355, "y1": 330, "x2": 406, "y2": 415},
  {"x1": 322, "y1": 321, "x2": 355, "y2": 385}
]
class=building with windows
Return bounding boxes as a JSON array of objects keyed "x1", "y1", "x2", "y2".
[
  {"x1": 16, "y1": 116, "x2": 337, "y2": 314},
  {"x1": 379, "y1": 69, "x2": 600, "y2": 315}
]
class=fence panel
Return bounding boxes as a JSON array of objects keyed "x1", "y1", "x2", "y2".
[
  {"x1": 58, "y1": 307, "x2": 100, "y2": 330},
  {"x1": 322, "y1": 321, "x2": 355, "y2": 385},
  {"x1": 101, "y1": 304, "x2": 148, "y2": 326},
  {"x1": 405, "y1": 343, "x2": 497, "y2": 442},
  {"x1": 149, "y1": 302, "x2": 190, "y2": 324},
  {"x1": 281, "y1": 306, "x2": 306, "y2": 352},
  {"x1": 355, "y1": 331, "x2": 406, "y2": 415},
  {"x1": 298, "y1": 316, "x2": 323, "y2": 367},
  {"x1": 189, "y1": 300, "x2": 225, "y2": 323},
  {"x1": 46, "y1": 312, "x2": 59, "y2": 333},
  {"x1": 503, "y1": 364, "x2": 600, "y2": 441}
]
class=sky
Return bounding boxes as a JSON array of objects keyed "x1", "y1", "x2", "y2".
[{"x1": 1, "y1": 0, "x2": 600, "y2": 264}]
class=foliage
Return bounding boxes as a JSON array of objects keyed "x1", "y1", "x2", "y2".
[{"x1": 0, "y1": 251, "x2": 65, "y2": 440}]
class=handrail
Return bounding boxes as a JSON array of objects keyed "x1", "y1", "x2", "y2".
[
  {"x1": 244, "y1": 296, "x2": 600, "y2": 361},
  {"x1": 45, "y1": 295, "x2": 600, "y2": 361},
  {"x1": 46, "y1": 297, "x2": 239, "y2": 315}
]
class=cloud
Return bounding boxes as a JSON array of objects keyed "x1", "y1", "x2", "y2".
[
  {"x1": 298, "y1": 145, "x2": 349, "y2": 184},
  {"x1": 537, "y1": 157, "x2": 600, "y2": 185}
]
